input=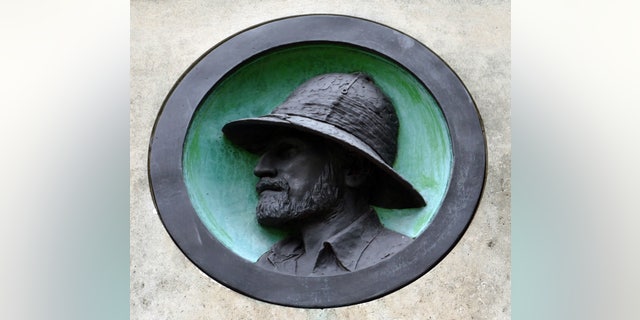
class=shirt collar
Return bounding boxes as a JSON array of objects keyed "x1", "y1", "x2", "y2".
[
  {"x1": 266, "y1": 210, "x2": 384, "y2": 273},
  {"x1": 322, "y1": 209, "x2": 384, "y2": 271}
]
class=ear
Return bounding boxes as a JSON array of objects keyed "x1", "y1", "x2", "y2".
[{"x1": 344, "y1": 159, "x2": 371, "y2": 188}]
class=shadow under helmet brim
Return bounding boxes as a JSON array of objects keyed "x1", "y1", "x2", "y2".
[{"x1": 222, "y1": 114, "x2": 426, "y2": 209}]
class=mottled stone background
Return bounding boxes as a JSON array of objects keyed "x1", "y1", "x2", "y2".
[{"x1": 130, "y1": 0, "x2": 510, "y2": 318}]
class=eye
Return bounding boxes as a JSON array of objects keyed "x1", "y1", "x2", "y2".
[{"x1": 275, "y1": 143, "x2": 299, "y2": 159}]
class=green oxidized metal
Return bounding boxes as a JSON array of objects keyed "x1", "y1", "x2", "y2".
[{"x1": 182, "y1": 43, "x2": 452, "y2": 262}]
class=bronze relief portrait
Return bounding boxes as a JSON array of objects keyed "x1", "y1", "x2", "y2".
[
  {"x1": 149, "y1": 15, "x2": 485, "y2": 307},
  {"x1": 222, "y1": 73, "x2": 425, "y2": 275}
]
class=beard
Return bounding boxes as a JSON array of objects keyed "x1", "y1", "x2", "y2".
[{"x1": 255, "y1": 164, "x2": 343, "y2": 228}]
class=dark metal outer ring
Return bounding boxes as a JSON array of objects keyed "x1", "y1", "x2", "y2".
[{"x1": 149, "y1": 14, "x2": 486, "y2": 308}]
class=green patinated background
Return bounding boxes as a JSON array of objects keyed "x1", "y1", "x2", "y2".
[{"x1": 182, "y1": 43, "x2": 452, "y2": 262}]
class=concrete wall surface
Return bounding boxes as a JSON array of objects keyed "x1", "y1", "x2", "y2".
[{"x1": 131, "y1": 0, "x2": 510, "y2": 319}]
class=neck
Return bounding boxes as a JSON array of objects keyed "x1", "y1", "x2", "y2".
[{"x1": 298, "y1": 189, "x2": 369, "y2": 258}]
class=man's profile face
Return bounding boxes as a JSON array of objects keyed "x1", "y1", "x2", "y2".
[{"x1": 253, "y1": 134, "x2": 344, "y2": 228}]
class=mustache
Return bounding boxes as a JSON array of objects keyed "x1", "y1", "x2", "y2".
[{"x1": 256, "y1": 178, "x2": 289, "y2": 194}]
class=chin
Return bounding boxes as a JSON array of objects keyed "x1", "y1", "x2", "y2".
[
  {"x1": 256, "y1": 196, "x2": 294, "y2": 227},
  {"x1": 255, "y1": 189, "x2": 340, "y2": 228},
  {"x1": 256, "y1": 215, "x2": 288, "y2": 228},
  {"x1": 256, "y1": 206, "x2": 313, "y2": 229}
]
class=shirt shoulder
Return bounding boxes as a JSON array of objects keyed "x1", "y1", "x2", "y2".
[
  {"x1": 255, "y1": 236, "x2": 302, "y2": 274},
  {"x1": 356, "y1": 227, "x2": 412, "y2": 270}
]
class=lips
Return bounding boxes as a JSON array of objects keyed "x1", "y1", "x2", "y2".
[{"x1": 256, "y1": 179, "x2": 288, "y2": 194}]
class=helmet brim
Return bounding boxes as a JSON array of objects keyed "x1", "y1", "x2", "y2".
[{"x1": 222, "y1": 114, "x2": 426, "y2": 209}]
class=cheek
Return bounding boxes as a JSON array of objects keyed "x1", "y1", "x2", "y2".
[
  {"x1": 282, "y1": 160, "x2": 327, "y2": 199},
  {"x1": 284, "y1": 176, "x2": 311, "y2": 200}
]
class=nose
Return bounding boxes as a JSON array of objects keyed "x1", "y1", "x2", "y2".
[{"x1": 253, "y1": 153, "x2": 277, "y2": 178}]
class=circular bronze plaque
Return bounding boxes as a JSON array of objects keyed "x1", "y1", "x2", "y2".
[{"x1": 149, "y1": 14, "x2": 485, "y2": 307}]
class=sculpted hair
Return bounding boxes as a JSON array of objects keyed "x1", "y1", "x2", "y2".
[{"x1": 325, "y1": 144, "x2": 374, "y2": 202}]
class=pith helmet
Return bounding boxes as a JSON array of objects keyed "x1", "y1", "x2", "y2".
[{"x1": 222, "y1": 73, "x2": 426, "y2": 209}]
